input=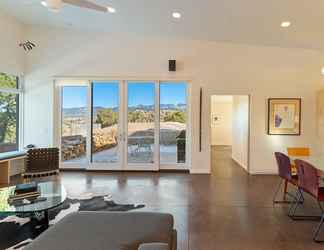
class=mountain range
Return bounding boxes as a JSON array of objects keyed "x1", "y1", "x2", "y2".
[{"x1": 63, "y1": 104, "x2": 186, "y2": 117}]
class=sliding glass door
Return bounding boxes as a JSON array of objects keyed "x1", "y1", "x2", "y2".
[
  {"x1": 61, "y1": 85, "x2": 88, "y2": 166},
  {"x1": 160, "y1": 82, "x2": 188, "y2": 166},
  {"x1": 126, "y1": 82, "x2": 158, "y2": 169},
  {"x1": 91, "y1": 81, "x2": 120, "y2": 165},
  {"x1": 58, "y1": 80, "x2": 188, "y2": 170}
]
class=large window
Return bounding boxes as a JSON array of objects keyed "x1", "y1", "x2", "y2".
[{"x1": 0, "y1": 73, "x2": 20, "y2": 154}]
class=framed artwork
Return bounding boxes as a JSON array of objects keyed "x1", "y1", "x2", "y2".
[{"x1": 268, "y1": 98, "x2": 301, "y2": 135}]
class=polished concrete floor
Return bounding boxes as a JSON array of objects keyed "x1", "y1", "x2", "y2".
[{"x1": 22, "y1": 146, "x2": 324, "y2": 249}]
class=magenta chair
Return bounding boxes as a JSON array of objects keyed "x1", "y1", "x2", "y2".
[
  {"x1": 290, "y1": 160, "x2": 324, "y2": 243},
  {"x1": 273, "y1": 152, "x2": 300, "y2": 203}
]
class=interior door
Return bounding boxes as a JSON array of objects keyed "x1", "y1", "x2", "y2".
[{"x1": 125, "y1": 81, "x2": 159, "y2": 170}]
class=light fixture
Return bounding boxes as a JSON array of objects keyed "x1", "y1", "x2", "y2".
[
  {"x1": 172, "y1": 12, "x2": 181, "y2": 19},
  {"x1": 281, "y1": 21, "x2": 291, "y2": 28},
  {"x1": 41, "y1": 0, "x2": 62, "y2": 12},
  {"x1": 107, "y1": 6, "x2": 116, "y2": 13},
  {"x1": 321, "y1": 67, "x2": 324, "y2": 75}
]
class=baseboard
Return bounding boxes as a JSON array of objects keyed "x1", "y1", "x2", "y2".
[
  {"x1": 190, "y1": 168, "x2": 211, "y2": 174},
  {"x1": 160, "y1": 169, "x2": 190, "y2": 173},
  {"x1": 60, "y1": 168, "x2": 190, "y2": 173},
  {"x1": 60, "y1": 168, "x2": 86, "y2": 172},
  {"x1": 249, "y1": 169, "x2": 277, "y2": 175},
  {"x1": 231, "y1": 157, "x2": 277, "y2": 175}
]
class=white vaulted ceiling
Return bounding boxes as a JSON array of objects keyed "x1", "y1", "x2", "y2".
[{"x1": 1, "y1": 0, "x2": 324, "y2": 50}]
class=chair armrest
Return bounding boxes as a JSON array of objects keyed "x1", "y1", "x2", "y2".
[{"x1": 138, "y1": 243, "x2": 169, "y2": 250}]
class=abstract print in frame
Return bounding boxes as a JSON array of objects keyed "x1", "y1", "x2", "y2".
[{"x1": 268, "y1": 98, "x2": 301, "y2": 135}]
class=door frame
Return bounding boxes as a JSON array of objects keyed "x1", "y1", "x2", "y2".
[{"x1": 209, "y1": 94, "x2": 251, "y2": 173}]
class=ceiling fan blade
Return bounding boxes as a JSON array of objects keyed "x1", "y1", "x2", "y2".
[{"x1": 62, "y1": 0, "x2": 107, "y2": 12}]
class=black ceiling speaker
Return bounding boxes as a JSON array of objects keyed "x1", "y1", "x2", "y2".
[{"x1": 169, "y1": 60, "x2": 176, "y2": 72}]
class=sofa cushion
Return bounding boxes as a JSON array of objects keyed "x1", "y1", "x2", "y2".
[{"x1": 25, "y1": 212, "x2": 174, "y2": 250}]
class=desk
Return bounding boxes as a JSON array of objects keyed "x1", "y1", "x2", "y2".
[{"x1": 0, "y1": 151, "x2": 26, "y2": 185}]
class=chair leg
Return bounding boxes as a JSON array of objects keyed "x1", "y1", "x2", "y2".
[
  {"x1": 283, "y1": 180, "x2": 288, "y2": 200},
  {"x1": 313, "y1": 213, "x2": 324, "y2": 243},
  {"x1": 289, "y1": 189, "x2": 322, "y2": 221},
  {"x1": 273, "y1": 179, "x2": 299, "y2": 204},
  {"x1": 318, "y1": 201, "x2": 324, "y2": 214},
  {"x1": 288, "y1": 189, "x2": 302, "y2": 218}
]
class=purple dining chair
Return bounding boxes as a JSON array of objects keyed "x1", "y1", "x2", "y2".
[
  {"x1": 291, "y1": 159, "x2": 324, "y2": 243},
  {"x1": 273, "y1": 152, "x2": 299, "y2": 203}
]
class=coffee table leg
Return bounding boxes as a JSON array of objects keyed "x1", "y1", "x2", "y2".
[
  {"x1": 31, "y1": 211, "x2": 49, "y2": 229},
  {"x1": 43, "y1": 210, "x2": 49, "y2": 229}
]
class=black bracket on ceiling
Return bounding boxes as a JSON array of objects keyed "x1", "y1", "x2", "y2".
[{"x1": 19, "y1": 41, "x2": 36, "y2": 52}]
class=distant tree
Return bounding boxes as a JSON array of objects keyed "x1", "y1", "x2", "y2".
[
  {"x1": 163, "y1": 111, "x2": 186, "y2": 123},
  {"x1": 0, "y1": 73, "x2": 17, "y2": 89},
  {"x1": 128, "y1": 110, "x2": 154, "y2": 123},
  {"x1": 96, "y1": 109, "x2": 118, "y2": 128},
  {"x1": 0, "y1": 73, "x2": 18, "y2": 143}
]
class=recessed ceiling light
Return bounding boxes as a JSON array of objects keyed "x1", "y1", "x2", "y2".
[
  {"x1": 107, "y1": 6, "x2": 116, "y2": 13},
  {"x1": 281, "y1": 21, "x2": 291, "y2": 28},
  {"x1": 41, "y1": 1, "x2": 47, "y2": 7},
  {"x1": 172, "y1": 12, "x2": 181, "y2": 19}
]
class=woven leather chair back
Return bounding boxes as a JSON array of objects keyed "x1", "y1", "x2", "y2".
[{"x1": 26, "y1": 148, "x2": 59, "y2": 174}]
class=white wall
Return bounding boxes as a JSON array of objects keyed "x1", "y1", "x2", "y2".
[
  {"x1": 0, "y1": 11, "x2": 25, "y2": 75},
  {"x1": 22, "y1": 25, "x2": 324, "y2": 174},
  {"x1": 211, "y1": 96, "x2": 233, "y2": 145},
  {"x1": 232, "y1": 96, "x2": 249, "y2": 171},
  {"x1": 0, "y1": 11, "x2": 25, "y2": 175}
]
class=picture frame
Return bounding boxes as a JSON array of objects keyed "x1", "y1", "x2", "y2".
[{"x1": 267, "y1": 98, "x2": 301, "y2": 135}]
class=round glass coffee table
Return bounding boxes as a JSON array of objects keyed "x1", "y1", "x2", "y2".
[{"x1": 0, "y1": 181, "x2": 67, "y2": 228}]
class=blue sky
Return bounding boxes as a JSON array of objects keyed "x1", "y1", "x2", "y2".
[
  {"x1": 128, "y1": 82, "x2": 154, "y2": 106},
  {"x1": 160, "y1": 82, "x2": 187, "y2": 105},
  {"x1": 62, "y1": 82, "x2": 187, "y2": 108},
  {"x1": 62, "y1": 86, "x2": 87, "y2": 109},
  {"x1": 93, "y1": 82, "x2": 119, "y2": 107}
]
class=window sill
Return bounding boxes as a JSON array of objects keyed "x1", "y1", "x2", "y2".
[{"x1": 0, "y1": 151, "x2": 26, "y2": 161}]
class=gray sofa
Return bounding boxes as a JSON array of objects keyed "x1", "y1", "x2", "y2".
[{"x1": 25, "y1": 212, "x2": 177, "y2": 250}]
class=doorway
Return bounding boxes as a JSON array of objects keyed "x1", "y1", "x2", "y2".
[
  {"x1": 210, "y1": 95, "x2": 250, "y2": 173},
  {"x1": 55, "y1": 80, "x2": 190, "y2": 171}
]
